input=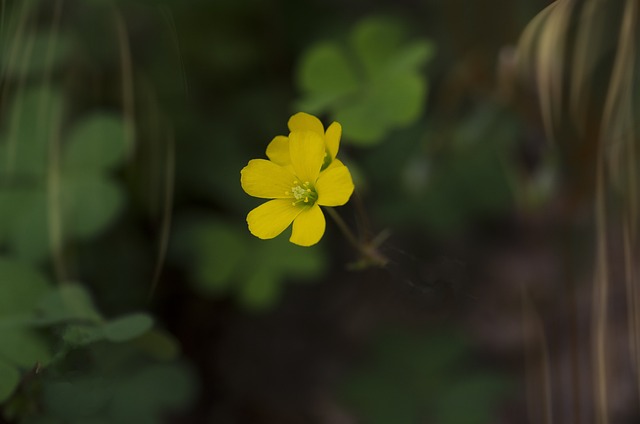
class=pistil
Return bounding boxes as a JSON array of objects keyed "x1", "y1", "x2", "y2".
[{"x1": 288, "y1": 180, "x2": 318, "y2": 206}]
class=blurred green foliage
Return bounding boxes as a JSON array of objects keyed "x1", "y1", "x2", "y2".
[
  {"x1": 340, "y1": 329, "x2": 510, "y2": 424},
  {"x1": 297, "y1": 16, "x2": 435, "y2": 144},
  {"x1": 0, "y1": 257, "x2": 177, "y2": 409},
  {"x1": 362, "y1": 100, "x2": 520, "y2": 236},
  {"x1": 0, "y1": 1, "x2": 196, "y2": 421},
  {"x1": 0, "y1": 32, "x2": 73, "y2": 78},
  {"x1": 25, "y1": 356, "x2": 195, "y2": 424},
  {"x1": 0, "y1": 87, "x2": 127, "y2": 262},
  {"x1": 0, "y1": 0, "x2": 545, "y2": 422},
  {"x1": 173, "y1": 216, "x2": 326, "y2": 311}
]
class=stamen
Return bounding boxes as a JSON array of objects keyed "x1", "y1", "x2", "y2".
[{"x1": 289, "y1": 179, "x2": 318, "y2": 206}]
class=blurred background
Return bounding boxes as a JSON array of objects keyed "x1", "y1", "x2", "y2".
[{"x1": 1, "y1": 0, "x2": 639, "y2": 423}]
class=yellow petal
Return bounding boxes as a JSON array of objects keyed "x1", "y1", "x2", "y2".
[
  {"x1": 266, "y1": 135, "x2": 291, "y2": 166},
  {"x1": 290, "y1": 204, "x2": 326, "y2": 246},
  {"x1": 247, "y1": 199, "x2": 302, "y2": 239},
  {"x1": 288, "y1": 112, "x2": 324, "y2": 135},
  {"x1": 325, "y1": 158, "x2": 344, "y2": 170},
  {"x1": 289, "y1": 131, "x2": 325, "y2": 184},
  {"x1": 241, "y1": 159, "x2": 295, "y2": 199},
  {"x1": 316, "y1": 165, "x2": 354, "y2": 206},
  {"x1": 325, "y1": 122, "x2": 341, "y2": 159}
]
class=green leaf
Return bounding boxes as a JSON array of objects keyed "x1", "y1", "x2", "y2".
[
  {"x1": 297, "y1": 42, "x2": 359, "y2": 109},
  {"x1": 4, "y1": 188, "x2": 51, "y2": 262},
  {"x1": 175, "y1": 217, "x2": 325, "y2": 311},
  {"x1": 61, "y1": 175, "x2": 124, "y2": 239},
  {"x1": 134, "y1": 329, "x2": 181, "y2": 361},
  {"x1": 0, "y1": 174, "x2": 125, "y2": 262},
  {"x1": 0, "y1": 327, "x2": 52, "y2": 368},
  {"x1": 39, "y1": 360, "x2": 196, "y2": 423},
  {"x1": 376, "y1": 73, "x2": 426, "y2": 126},
  {"x1": 389, "y1": 41, "x2": 436, "y2": 75},
  {"x1": 34, "y1": 285, "x2": 102, "y2": 325},
  {"x1": 261, "y1": 236, "x2": 325, "y2": 278},
  {"x1": 350, "y1": 17, "x2": 406, "y2": 78},
  {"x1": 336, "y1": 73, "x2": 426, "y2": 144},
  {"x1": 108, "y1": 363, "x2": 197, "y2": 423},
  {"x1": 298, "y1": 42, "x2": 359, "y2": 94},
  {"x1": 0, "y1": 258, "x2": 50, "y2": 316},
  {"x1": 0, "y1": 89, "x2": 126, "y2": 261},
  {"x1": 103, "y1": 313, "x2": 154, "y2": 343},
  {"x1": 237, "y1": 235, "x2": 325, "y2": 311},
  {"x1": 63, "y1": 114, "x2": 130, "y2": 173},
  {"x1": 61, "y1": 324, "x2": 105, "y2": 347},
  {"x1": 342, "y1": 372, "x2": 419, "y2": 424},
  {"x1": 433, "y1": 373, "x2": 509, "y2": 424},
  {"x1": 239, "y1": 270, "x2": 280, "y2": 311},
  {"x1": 191, "y1": 222, "x2": 246, "y2": 294},
  {"x1": 0, "y1": 87, "x2": 65, "y2": 262},
  {"x1": 295, "y1": 16, "x2": 433, "y2": 145},
  {"x1": 0, "y1": 360, "x2": 20, "y2": 403},
  {"x1": 0, "y1": 188, "x2": 21, "y2": 242}
]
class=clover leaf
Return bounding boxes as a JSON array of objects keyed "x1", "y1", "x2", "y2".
[
  {"x1": 0, "y1": 327, "x2": 52, "y2": 369},
  {"x1": 0, "y1": 257, "x2": 157, "y2": 405},
  {"x1": 0, "y1": 87, "x2": 128, "y2": 262},
  {"x1": 173, "y1": 216, "x2": 326, "y2": 311},
  {"x1": 37, "y1": 361, "x2": 196, "y2": 424},
  {"x1": 0, "y1": 258, "x2": 50, "y2": 317},
  {"x1": 297, "y1": 17, "x2": 435, "y2": 145}
]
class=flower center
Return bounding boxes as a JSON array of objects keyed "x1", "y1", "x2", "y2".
[{"x1": 287, "y1": 180, "x2": 318, "y2": 206}]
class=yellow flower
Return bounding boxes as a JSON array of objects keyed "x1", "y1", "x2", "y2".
[
  {"x1": 265, "y1": 112, "x2": 343, "y2": 171},
  {"x1": 241, "y1": 130, "x2": 354, "y2": 246}
]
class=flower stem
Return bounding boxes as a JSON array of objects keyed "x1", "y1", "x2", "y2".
[
  {"x1": 324, "y1": 207, "x2": 388, "y2": 268},
  {"x1": 325, "y1": 207, "x2": 360, "y2": 249}
]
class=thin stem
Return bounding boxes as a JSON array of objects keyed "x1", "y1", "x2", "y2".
[
  {"x1": 324, "y1": 207, "x2": 360, "y2": 250},
  {"x1": 324, "y1": 207, "x2": 388, "y2": 267}
]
